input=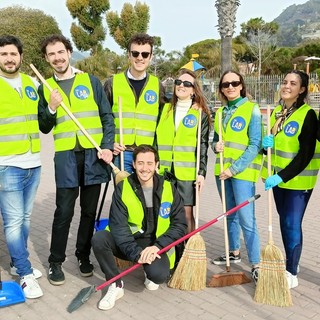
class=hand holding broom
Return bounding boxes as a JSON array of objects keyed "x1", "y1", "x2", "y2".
[
  {"x1": 67, "y1": 194, "x2": 261, "y2": 313},
  {"x1": 253, "y1": 105, "x2": 292, "y2": 306},
  {"x1": 30, "y1": 64, "x2": 128, "y2": 184}
]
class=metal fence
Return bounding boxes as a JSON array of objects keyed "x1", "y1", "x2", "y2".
[{"x1": 198, "y1": 72, "x2": 320, "y2": 109}]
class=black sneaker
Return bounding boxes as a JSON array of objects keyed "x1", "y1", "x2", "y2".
[
  {"x1": 48, "y1": 262, "x2": 65, "y2": 286},
  {"x1": 251, "y1": 267, "x2": 259, "y2": 285},
  {"x1": 78, "y1": 258, "x2": 93, "y2": 277},
  {"x1": 211, "y1": 252, "x2": 241, "y2": 265}
]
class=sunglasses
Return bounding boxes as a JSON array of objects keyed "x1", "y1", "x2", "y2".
[
  {"x1": 130, "y1": 51, "x2": 151, "y2": 59},
  {"x1": 174, "y1": 79, "x2": 194, "y2": 88},
  {"x1": 221, "y1": 81, "x2": 241, "y2": 89}
]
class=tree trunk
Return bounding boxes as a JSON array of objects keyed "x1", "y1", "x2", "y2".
[{"x1": 221, "y1": 36, "x2": 232, "y2": 73}]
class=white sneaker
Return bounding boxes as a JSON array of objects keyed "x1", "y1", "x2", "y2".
[
  {"x1": 144, "y1": 277, "x2": 159, "y2": 291},
  {"x1": 10, "y1": 263, "x2": 42, "y2": 279},
  {"x1": 20, "y1": 274, "x2": 43, "y2": 299},
  {"x1": 286, "y1": 271, "x2": 298, "y2": 289},
  {"x1": 98, "y1": 281, "x2": 124, "y2": 310}
]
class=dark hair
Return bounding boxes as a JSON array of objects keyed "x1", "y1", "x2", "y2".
[
  {"x1": 281, "y1": 70, "x2": 309, "y2": 108},
  {"x1": 40, "y1": 34, "x2": 73, "y2": 56},
  {"x1": 171, "y1": 68, "x2": 211, "y2": 125},
  {"x1": 0, "y1": 35, "x2": 23, "y2": 55},
  {"x1": 133, "y1": 144, "x2": 159, "y2": 163},
  {"x1": 127, "y1": 33, "x2": 154, "y2": 54},
  {"x1": 218, "y1": 70, "x2": 247, "y2": 102}
]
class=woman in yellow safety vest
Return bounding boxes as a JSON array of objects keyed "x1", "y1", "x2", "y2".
[
  {"x1": 156, "y1": 69, "x2": 211, "y2": 233},
  {"x1": 262, "y1": 70, "x2": 319, "y2": 289},
  {"x1": 211, "y1": 70, "x2": 262, "y2": 284}
]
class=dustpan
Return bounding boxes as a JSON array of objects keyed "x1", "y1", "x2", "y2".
[
  {"x1": 94, "y1": 218, "x2": 109, "y2": 231},
  {"x1": 0, "y1": 269, "x2": 25, "y2": 307}
]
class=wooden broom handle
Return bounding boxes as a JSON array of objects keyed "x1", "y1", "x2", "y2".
[
  {"x1": 218, "y1": 112, "x2": 231, "y2": 269},
  {"x1": 195, "y1": 109, "x2": 202, "y2": 229},
  {"x1": 267, "y1": 104, "x2": 274, "y2": 244},
  {"x1": 30, "y1": 63, "x2": 118, "y2": 172}
]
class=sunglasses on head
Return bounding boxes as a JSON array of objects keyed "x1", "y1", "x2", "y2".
[
  {"x1": 174, "y1": 79, "x2": 194, "y2": 88},
  {"x1": 221, "y1": 81, "x2": 241, "y2": 89},
  {"x1": 130, "y1": 51, "x2": 151, "y2": 59}
]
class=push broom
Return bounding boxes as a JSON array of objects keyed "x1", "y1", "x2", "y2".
[
  {"x1": 168, "y1": 109, "x2": 207, "y2": 290},
  {"x1": 29, "y1": 64, "x2": 129, "y2": 185},
  {"x1": 208, "y1": 112, "x2": 251, "y2": 287},
  {"x1": 253, "y1": 105, "x2": 292, "y2": 306},
  {"x1": 67, "y1": 194, "x2": 261, "y2": 312}
]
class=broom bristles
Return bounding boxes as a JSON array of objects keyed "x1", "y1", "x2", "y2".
[
  {"x1": 168, "y1": 233, "x2": 207, "y2": 290},
  {"x1": 254, "y1": 243, "x2": 292, "y2": 307}
]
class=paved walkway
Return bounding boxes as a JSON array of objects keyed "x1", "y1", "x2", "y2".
[{"x1": 1, "y1": 133, "x2": 320, "y2": 320}]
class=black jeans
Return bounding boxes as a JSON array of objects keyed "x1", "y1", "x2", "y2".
[
  {"x1": 49, "y1": 151, "x2": 101, "y2": 263},
  {"x1": 92, "y1": 230, "x2": 170, "y2": 285}
]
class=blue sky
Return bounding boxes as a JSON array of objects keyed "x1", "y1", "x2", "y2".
[{"x1": 0, "y1": 0, "x2": 308, "y2": 54}]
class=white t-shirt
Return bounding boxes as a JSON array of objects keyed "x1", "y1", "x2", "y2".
[{"x1": 0, "y1": 74, "x2": 41, "y2": 169}]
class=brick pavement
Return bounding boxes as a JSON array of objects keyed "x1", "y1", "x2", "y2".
[{"x1": 1, "y1": 132, "x2": 320, "y2": 320}]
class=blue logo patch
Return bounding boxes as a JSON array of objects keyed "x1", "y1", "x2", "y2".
[
  {"x1": 159, "y1": 202, "x2": 171, "y2": 219},
  {"x1": 74, "y1": 85, "x2": 90, "y2": 100},
  {"x1": 183, "y1": 114, "x2": 197, "y2": 128},
  {"x1": 144, "y1": 90, "x2": 157, "y2": 104},
  {"x1": 25, "y1": 86, "x2": 38, "y2": 101},
  {"x1": 284, "y1": 121, "x2": 299, "y2": 137},
  {"x1": 230, "y1": 116, "x2": 246, "y2": 132}
]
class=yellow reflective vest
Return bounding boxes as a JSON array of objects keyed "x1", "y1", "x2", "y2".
[
  {"x1": 214, "y1": 101, "x2": 263, "y2": 182},
  {"x1": 108, "y1": 178, "x2": 176, "y2": 269},
  {"x1": 261, "y1": 104, "x2": 320, "y2": 190},
  {"x1": 157, "y1": 103, "x2": 199, "y2": 181},
  {"x1": 112, "y1": 73, "x2": 159, "y2": 146},
  {"x1": 43, "y1": 74, "x2": 103, "y2": 151},
  {"x1": 0, "y1": 74, "x2": 40, "y2": 156}
]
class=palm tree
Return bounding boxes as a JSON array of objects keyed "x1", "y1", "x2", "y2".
[{"x1": 215, "y1": 0, "x2": 240, "y2": 73}]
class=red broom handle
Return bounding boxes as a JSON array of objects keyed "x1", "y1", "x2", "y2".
[{"x1": 96, "y1": 194, "x2": 260, "y2": 291}]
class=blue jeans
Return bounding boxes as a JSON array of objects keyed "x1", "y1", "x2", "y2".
[
  {"x1": 215, "y1": 177, "x2": 260, "y2": 265},
  {"x1": 114, "y1": 150, "x2": 134, "y2": 174},
  {"x1": 0, "y1": 165, "x2": 41, "y2": 277},
  {"x1": 273, "y1": 186, "x2": 312, "y2": 275}
]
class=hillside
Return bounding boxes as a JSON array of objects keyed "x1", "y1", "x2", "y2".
[{"x1": 274, "y1": 0, "x2": 320, "y2": 46}]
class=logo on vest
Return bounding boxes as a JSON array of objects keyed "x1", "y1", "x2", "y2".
[
  {"x1": 144, "y1": 90, "x2": 157, "y2": 104},
  {"x1": 284, "y1": 121, "x2": 299, "y2": 137},
  {"x1": 183, "y1": 114, "x2": 197, "y2": 128},
  {"x1": 159, "y1": 202, "x2": 171, "y2": 219},
  {"x1": 230, "y1": 116, "x2": 246, "y2": 132},
  {"x1": 25, "y1": 86, "x2": 38, "y2": 101},
  {"x1": 74, "y1": 85, "x2": 90, "y2": 100}
]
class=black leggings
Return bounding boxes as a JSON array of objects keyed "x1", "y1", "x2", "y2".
[{"x1": 92, "y1": 230, "x2": 170, "y2": 285}]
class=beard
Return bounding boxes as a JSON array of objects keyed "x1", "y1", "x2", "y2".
[
  {"x1": 52, "y1": 60, "x2": 70, "y2": 75},
  {"x1": 0, "y1": 60, "x2": 21, "y2": 74}
]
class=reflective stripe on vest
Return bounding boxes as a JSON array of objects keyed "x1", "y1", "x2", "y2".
[
  {"x1": 0, "y1": 74, "x2": 40, "y2": 156},
  {"x1": 43, "y1": 74, "x2": 103, "y2": 151},
  {"x1": 157, "y1": 104, "x2": 199, "y2": 180},
  {"x1": 111, "y1": 178, "x2": 176, "y2": 269},
  {"x1": 113, "y1": 73, "x2": 159, "y2": 146},
  {"x1": 261, "y1": 104, "x2": 320, "y2": 190},
  {"x1": 214, "y1": 101, "x2": 263, "y2": 182}
]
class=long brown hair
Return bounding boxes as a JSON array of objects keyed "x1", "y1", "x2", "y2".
[{"x1": 170, "y1": 69, "x2": 211, "y2": 125}]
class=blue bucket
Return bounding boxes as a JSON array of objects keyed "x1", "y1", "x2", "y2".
[
  {"x1": 94, "y1": 218, "x2": 109, "y2": 231},
  {"x1": 0, "y1": 281, "x2": 25, "y2": 308}
]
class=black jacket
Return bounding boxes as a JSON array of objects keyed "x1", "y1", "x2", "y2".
[
  {"x1": 38, "y1": 74, "x2": 115, "y2": 187},
  {"x1": 109, "y1": 173, "x2": 187, "y2": 262}
]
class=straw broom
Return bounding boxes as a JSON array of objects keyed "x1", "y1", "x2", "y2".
[
  {"x1": 208, "y1": 112, "x2": 251, "y2": 287},
  {"x1": 253, "y1": 105, "x2": 292, "y2": 306},
  {"x1": 168, "y1": 109, "x2": 207, "y2": 290}
]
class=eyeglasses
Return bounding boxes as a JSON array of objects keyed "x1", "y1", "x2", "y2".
[
  {"x1": 174, "y1": 79, "x2": 194, "y2": 88},
  {"x1": 130, "y1": 51, "x2": 151, "y2": 59},
  {"x1": 221, "y1": 81, "x2": 241, "y2": 89}
]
